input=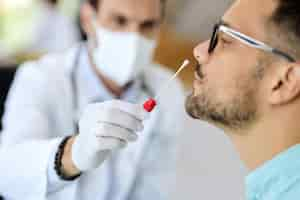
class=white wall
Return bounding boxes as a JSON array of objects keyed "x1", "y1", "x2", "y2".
[
  {"x1": 173, "y1": 117, "x2": 247, "y2": 200},
  {"x1": 167, "y1": 0, "x2": 233, "y2": 41}
]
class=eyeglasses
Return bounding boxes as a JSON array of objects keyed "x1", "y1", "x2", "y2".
[{"x1": 208, "y1": 22, "x2": 296, "y2": 62}]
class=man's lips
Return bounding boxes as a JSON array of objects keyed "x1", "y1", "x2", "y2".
[
  {"x1": 194, "y1": 73, "x2": 204, "y2": 86},
  {"x1": 195, "y1": 64, "x2": 205, "y2": 78},
  {"x1": 194, "y1": 71, "x2": 201, "y2": 80},
  {"x1": 194, "y1": 64, "x2": 205, "y2": 83},
  {"x1": 193, "y1": 72, "x2": 207, "y2": 94}
]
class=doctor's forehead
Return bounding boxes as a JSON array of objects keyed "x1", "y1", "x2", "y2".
[
  {"x1": 99, "y1": 0, "x2": 161, "y2": 19},
  {"x1": 222, "y1": 0, "x2": 278, "y2": 40}
]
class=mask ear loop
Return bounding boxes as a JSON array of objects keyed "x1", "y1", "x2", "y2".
[{"x1": 88, "y1": 13, "x2": 100, "y2": 49}]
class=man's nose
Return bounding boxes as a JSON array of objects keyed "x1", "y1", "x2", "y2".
[
  {"x1": 193, "y1": 40, "x2": 210, "y2": 65},
  {"x1": 127, "y1": 23, "x2": 141, "y2": 34}
]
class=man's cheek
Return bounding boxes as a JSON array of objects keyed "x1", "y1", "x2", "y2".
[{"x1": 215, "y1": 80, "x2": 237, "y2": 102}]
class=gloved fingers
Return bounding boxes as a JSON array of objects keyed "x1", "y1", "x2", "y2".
[
  {"x1": 100, "y1": 100, "x2": 149, "y2": 121},
  {"x1": 94, "y1": 123, "x2": 138, "y2": 142},
  {"x1": 97, "y1": 108, "x2": 144, "y2": 132},
  {"x1": 96, "y1": 137, "x2": 127, "y2": 151}
]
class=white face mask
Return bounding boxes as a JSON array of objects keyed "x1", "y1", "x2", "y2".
[{"x1": 91, "y1": 21, "x2": 157, "y2": 86}]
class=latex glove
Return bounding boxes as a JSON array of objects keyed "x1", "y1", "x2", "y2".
[{"x1": 72, "y1": 100, "x2": 148, "y2": 171}]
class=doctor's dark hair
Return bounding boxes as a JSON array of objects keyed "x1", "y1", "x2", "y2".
[
  {"x1": 271, "y1": 0, "x2": 300, "y2": 57},
  {"x1": 87, "y1": 0, "x2": 167, "y2": 17}
]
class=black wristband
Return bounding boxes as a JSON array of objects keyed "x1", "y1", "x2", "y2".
[{"x1": 54, "y1": 136, "x2": 81, "y2": 181}]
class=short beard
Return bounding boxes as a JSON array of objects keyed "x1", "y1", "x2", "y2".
[
  {"x1": 186, "y1": 62, "x2": 267, "y2": 131},
  {"x1": 185, "y1": 57, "x2": 269, "y2": 131},
  {"x1": 185, "y1": 90, "x2": 257, "y2": 130}
]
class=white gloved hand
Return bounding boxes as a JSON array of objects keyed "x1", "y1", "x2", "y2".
[{"x1": 72, "y1": 100, "x2": 148, "y2": 172}]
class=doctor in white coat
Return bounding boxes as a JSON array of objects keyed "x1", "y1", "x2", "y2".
[{"x1": 0, "y1": 0, "x2": 185, "y2": 199}]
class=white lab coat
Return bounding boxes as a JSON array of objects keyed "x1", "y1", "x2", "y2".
[{"x1": 0, "y1": 45, "x2": 186, "y2": 200}]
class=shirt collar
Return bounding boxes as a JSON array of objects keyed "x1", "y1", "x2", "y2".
[
  {"x1": 76, "y1": 44, "x2": 144, "y2": 106},
  {"x1": 246, "y1": 144, "x2": 300, "y2": 200}
]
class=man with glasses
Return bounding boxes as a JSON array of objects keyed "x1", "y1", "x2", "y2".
[{"x1": 186, "y1": 0, "x2": 300, "y2": 199}]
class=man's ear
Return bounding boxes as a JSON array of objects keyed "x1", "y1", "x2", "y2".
[
  {"x1": 80, "y1": 3, "x2": 96, "y2": 39},
  {"x1": 269, "y1": 63, "x2": 300, "y2": 105}
]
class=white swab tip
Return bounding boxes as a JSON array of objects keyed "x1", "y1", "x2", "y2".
[{"x1": 182, "y1": 59, "x2": 190, "y2": 67}]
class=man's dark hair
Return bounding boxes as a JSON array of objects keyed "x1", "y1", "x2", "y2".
[
  {"x1": 87, "y1": 0, "x2": 167, "y2": 17},
  {"x1": 271, "y1": 0, "x2": 300, "y2": 57},
  {"x1": 78, "y1": 0, "x2": 166, "y2": 40},
  {"x1": 46, "y1": 0, "x2": 58, "y2": 5}
]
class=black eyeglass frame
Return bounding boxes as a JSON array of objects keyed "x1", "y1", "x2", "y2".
[{"x1": 208, "y1": 22, "x2": 296, "y2": 62}]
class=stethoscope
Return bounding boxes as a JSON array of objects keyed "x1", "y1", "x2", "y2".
[{"x1": 70, "y1": 43, "x2": 156, "y2": 200}]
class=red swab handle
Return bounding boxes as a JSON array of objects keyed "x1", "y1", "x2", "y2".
[{"x1": 143, "y1": 98, "x2": 157, "y2": 112}]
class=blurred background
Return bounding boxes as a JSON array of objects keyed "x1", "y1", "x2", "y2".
[{"x1": 0, "y1": 0, "x2": 247, "y2": 199}]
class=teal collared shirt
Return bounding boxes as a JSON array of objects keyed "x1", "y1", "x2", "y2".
[{"x1": 246, "y1": 144, "x2": 300, "y2": 200}]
